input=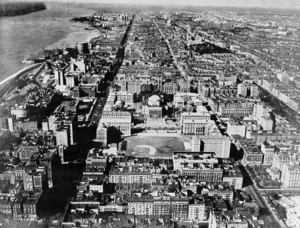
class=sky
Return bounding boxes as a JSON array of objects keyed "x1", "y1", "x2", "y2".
[{"x1": 5, "y1": 0, "x2": 300, "y2": 9}]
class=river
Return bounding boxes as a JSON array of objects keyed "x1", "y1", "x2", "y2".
[{"x1": 0, "y1": 2, "x2": 98, "y2": 83}]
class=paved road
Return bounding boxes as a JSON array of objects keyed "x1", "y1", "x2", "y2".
[
  {"x1": 240, "y1": 160, "x2": 286, "y2": 228},
  {"x1": 153, "y1": 20, "x2": 186, "y2": 78},
  {"x1": 246, "y1": 185, "x2": 273, "y2": 221}
]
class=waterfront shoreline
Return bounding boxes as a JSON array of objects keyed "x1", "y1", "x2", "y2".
[
  {"x1": 0, "y1": 1, "x2": 98, "y2": 84},
  {"x1": 0, "y1": 27, "x2": 99, "y2": 86},
  {"x1": 0, "y1": 63, "x2": 41, "y2": 87}
]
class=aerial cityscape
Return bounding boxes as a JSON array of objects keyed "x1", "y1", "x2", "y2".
[{"x1": 1, "y1": 0, "x2": 300, "y2": 228}]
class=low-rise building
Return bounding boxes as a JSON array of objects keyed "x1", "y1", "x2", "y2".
[{"x1": 109, "y1": 167, "x2": 152, "y2": 184}]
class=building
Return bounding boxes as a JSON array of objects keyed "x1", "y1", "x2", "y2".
[
  {"x1": 281, "y1": 163, "x2": 300, "y2": 188},
  {"x1": 23, "y1": 173, "x2": 34, "y2": 191},
  {"x1": 181, "y1": 119, "x2": 218, "y2": 136},
  {"x1": 153, "y1": 198, "x2": 171, "y2": 217},
  {"x1": 261, "y1": 142, "x2": 275, "y2": 165},
  {"x1": 99, "y1": 111, "x2": 131, "y2": 136},
  {"x1": 178, "y1": 79, "x2": 190, "y2": 93},
  {"x1": 227, "y1": 121, "x2": 247, "y2": 138},
  {"x1": 99, "y1": 204, "x2": 124, "y2": 212},
  {"x1": 18, "y1": 145, "x2": 40, "y2": 160},
  {"x1": 174, "y1": 152, "x2": 225, "y2": 182},
  {"x1": 144, "y1": 106, "x2": 162, "y2": 118},
  {"x1": 201, "y1": 182, "x2": 234, "y2": 201},
  {"x1": 116, "y1": 91, "x2": 133, "y2": 104},
  {"x1": 170, "y1": 198, "x2": 189, "y2": 220},
  {"x1": 54, "y1": 68, "x2": 66, "y2": 86},
  {"x1": 237, "y1": 83, "x2": 258, "y2": 97},
  {"x1": 0, "y1": 198, "x2": 12, "y2": 216},
  {"x1": 49, "y1": 108, "x2": 77, "y2": 145},
  {"x1": 148, "y1": 95, "x2": 161, "y2": 107},
  {"x1": 11, "y1": 106, "x2": 29, "y2": 119},
  {"x1": 210, "y1": 211, "x2": 248, "y2": 228},
  {"x1": 0, "y1": 117, "x2": 8, "y2": 129},
  {"x1": 56, "y1": 125, "x2": 70, "y2": 147},
  {"x1": 23, "y1": 192, "x2": 41, "y2": 220},
  {"x1": 223, "y1": 168, "x2": 244, "y2": 190},
  {"x1": 109, "y1": 167, "x2": 151, "y2": 184},
  {"x1": 180, "y1": 111, "x2": 210, "y2": 127},
  {"x1": 191, "y1": 135, "x2": 231, "y2": 158},
  {"x1": 121, "y1": 80, "x2": 141, "y2": 94},
  {"x1": 0, "y1": 171, "x2": 15, "y2": 184},
  {"x1": 128, "y1": 196, "x2": 189, "y2": 220},
  {"x1": 261, "y1": 117, "x2": 273, "y2": 131},
  {"x1": 14, "y1": 119, "x2": 39, "y2": 132},
  {"x1": 40, "y1": 149, "x2": 57, "y2": 188},
  {"x1": 12, "y1": 195, "x2": 23, "y2": 219},
  {"x1": 272, "y1": 150, "x2": 300, "y2": 172},
  {"x1": 96, "y1": 124, "x2": 107, "y2": 146},
  {"x1": 235, "y1": 137, "x2": 264, "y2": 165},
  {"x1": 128, "y1": 197, "x2": 154, "y2": 215},
  {"x1": 214, "y1": 99, "x2": 254, "y2": 117},
  {"x1": 188, "y1": 201, "x2": 207, "y2": 221},
  {"x1": 163, "y1": 82, "x2": 177, "y2": 94}
]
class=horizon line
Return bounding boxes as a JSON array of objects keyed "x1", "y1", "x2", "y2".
[{"x1": 4, "y1": 0, "x2": 300, "y2": 10}]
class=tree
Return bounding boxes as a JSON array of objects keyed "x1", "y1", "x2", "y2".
[{"x1": 273, "y1": 193, "x2": 281, "y2": 200}]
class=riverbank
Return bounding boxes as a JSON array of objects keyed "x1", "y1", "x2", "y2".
[
  {"x1": 0, "y1": 63, "x2": 41, "y2": 87},
  {"x1": 0, "y1": 1, "x2": 98, "y2": 83}
]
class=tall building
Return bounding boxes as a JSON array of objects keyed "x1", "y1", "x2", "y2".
[
  {"x1": 56, "y1": 125, "x2": 70, "y2": 147},
  {"x1": 261, "y1": 117, "x2": 273, "y2": 131},
  {"x1": 23, "y1": 173, "x2": 34, "y2": 191},
  {"x1": 54, "y1": 68, "x2": 66, "y2": 86},
  {"x1": 40, "y1": 149, "x2": 57, "y2": 188},
  {"x1": 121, "y1": 80, "x2": 141, "y2": 94},
  {"x1": 7, "y1": 116, "x2": 14, "y2": 132},
  {"x1": 99, "y1": 111, "x2": 131, "y2": 136},
  {"x1": 237, "y1": 83, "x2": 258, "y2": 97},
  {"x1": 191, "y1": 135, "x2": 231, "y2": 158},
  {"x1": 261, "y1": 142, "x2": 275, "y2": 165},
  {"x1": 33, "y1": 172, "x2": 44, "y2": 191},
  {"x1": 50, "y1": 106, "x2": 77, "y2": 145},
  {"x1": 281, "y1": 163, "x2": 300, "y2": 188},
  {"x1": 96, "y1": 124, "x2": 107, "y2": 146}
]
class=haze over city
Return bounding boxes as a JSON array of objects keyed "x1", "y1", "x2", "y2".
[{"x1": 3, "y1": 0, "x2": 300, "y2": 9}]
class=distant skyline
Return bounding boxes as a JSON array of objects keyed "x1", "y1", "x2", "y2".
[{"x1": 4, "y1": 0, "x2": 300, "y2": 9}]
